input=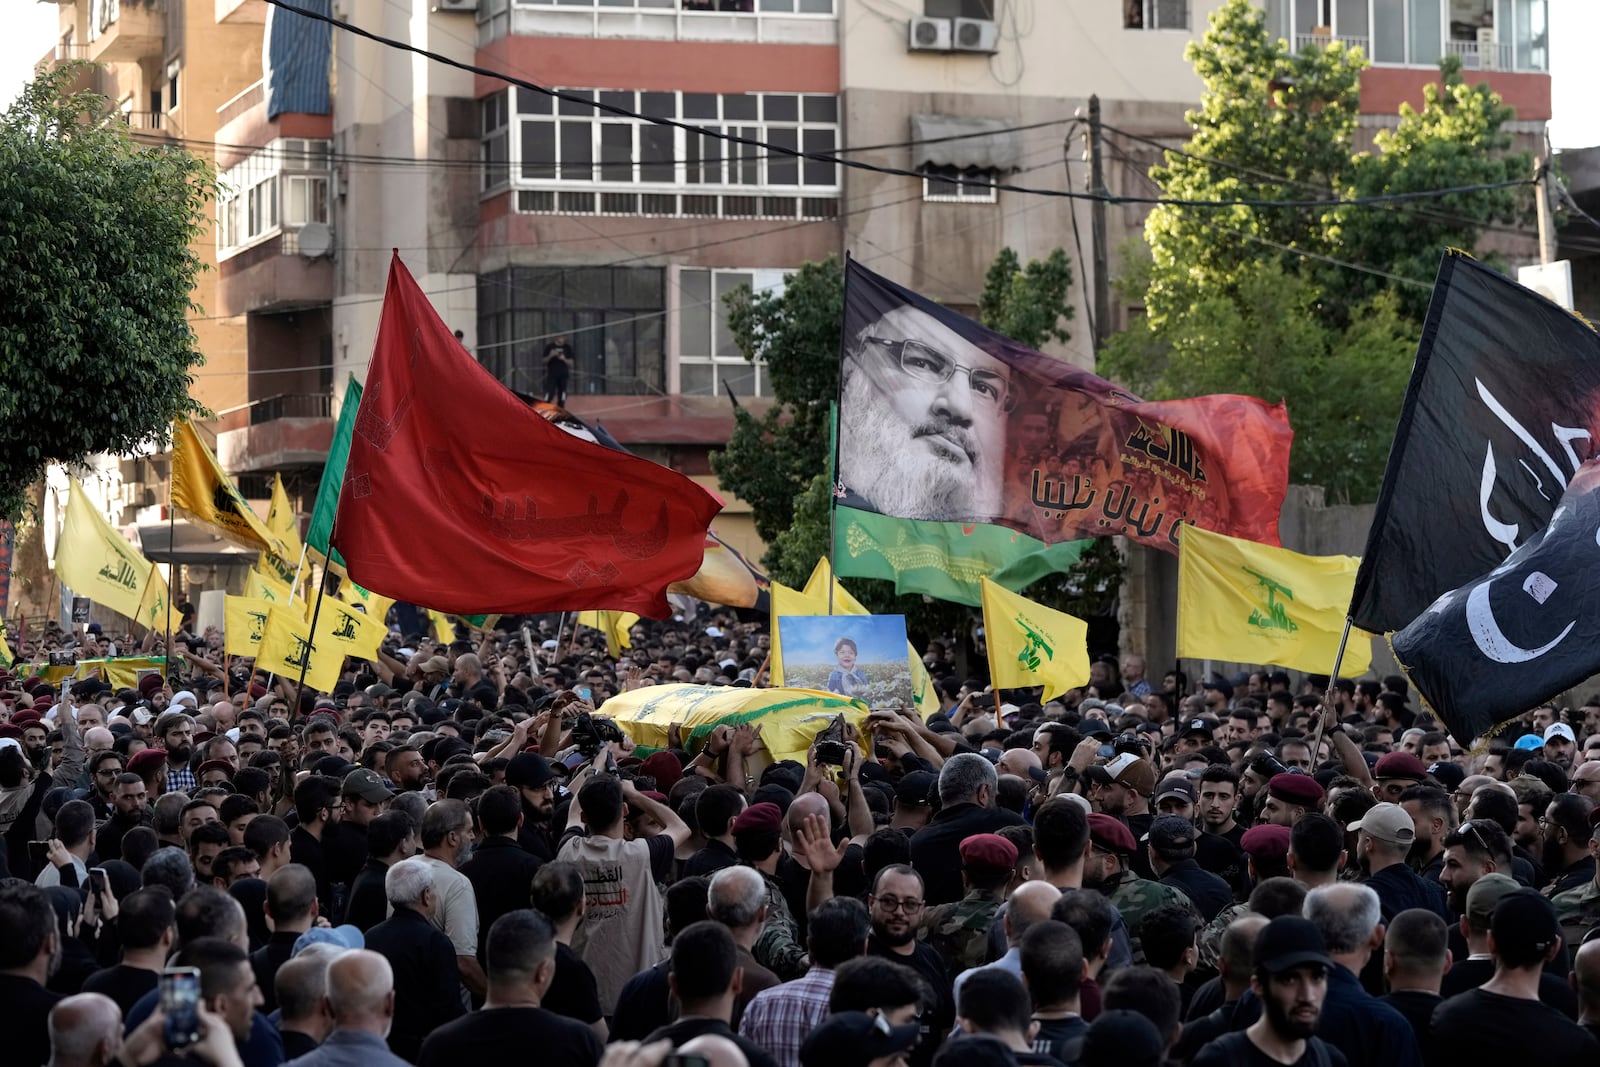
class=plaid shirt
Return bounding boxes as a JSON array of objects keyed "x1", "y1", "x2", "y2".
[
  {"x1": 737, "y1": 966, "x2": 835, "y2": 1067},
  {"x1": 164, "y1": 762, "x2": 196, "y2": 796}
]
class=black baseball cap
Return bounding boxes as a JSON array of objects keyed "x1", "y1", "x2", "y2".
[
  {"x1": 506, "y1": 751, "x2": 556, "y2": 789},
  {"x1": 1253, "y1": 916, "x2": 1333, "y2": 976},
  {"x1": 895, "y1": 770, "x2": 937, "y2": 807},
  {"x1": 802, "y1": 1013, "x2": 921, "y2": 1067}
]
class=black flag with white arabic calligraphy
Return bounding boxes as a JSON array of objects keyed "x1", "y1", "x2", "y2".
[
  {"x1": 1393, "y1": 458, "x2": 1600, "y2": 744},
  {"x1": 1349, "y1": 251, "x2": 1600, "y2": 634}
]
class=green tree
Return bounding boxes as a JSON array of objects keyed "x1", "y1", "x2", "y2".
[
  {"x1": 0, "y1": 66, "x2": 212, "y2": 519},
  {"x1": 1104, "y1": 0, "x2": 1531, "y2": 502},
  {"x1": 979, "y1": 247, "x2": 1075, "y2": 349}
]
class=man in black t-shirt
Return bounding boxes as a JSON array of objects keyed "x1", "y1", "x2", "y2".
[
  {"x1": 1192, "y1": 916, "x2": 1348, "y2": 1067},
  {"x1": 646, "y1": 921, "x2": 779, "y2": 1067},
  {"x1": 417, "y1": 909, "x2": 603, "y2": 1067},
  {"x1": 954, "y1": 970, "x2": 1064, "y2": 1067},
  {"x1": 1430, "y1": 889, "x2": 1598, "y2": 1066},
  {"x1": 530, "y1": 861, "x2": 605, "y2": 1037},
  {"x1": 543, "y1": 336, "x2": 573, "y2": 405},
  {"x1": 80, "y1": 886, "x2": 173, "y2": 1016}
]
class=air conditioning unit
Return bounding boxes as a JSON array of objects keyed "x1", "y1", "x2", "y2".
[
  {"x1": 908, "y1": 16, "x2": 953, "y2": 52},
  {"x1": 436, "y1": 0, "x2": 478, "y2": 11},
  {"x1": 1477, "y1": 25, "x2": 1498, "y2": 69},
  {"x1": 953, "y1": 17, "x2": 999, "y2": 53}
]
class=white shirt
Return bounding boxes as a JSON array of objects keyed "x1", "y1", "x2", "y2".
[{"x1": 35, "y1": 854, "x2": 88, "y2": 888}]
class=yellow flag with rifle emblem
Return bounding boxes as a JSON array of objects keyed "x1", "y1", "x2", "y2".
[
  {"x1": 170, "y1": 420, "x2": 283, "y2": 554},
  {"x1": 246, "y1": 567, "x2": 296, "y2": 609},
  {"x1": 224, "y1": 595, "x2": 274, "y2": 657},
  {"x1": 1176, "y1": 525, "x2": 1372, "y2": 676},
  {"x1": 135, "y1": 564, "x2": 169, "y2": 634},
  {"x1": 256, "y1": 606, "x2": 342, "y2": 691},
  {"x1": 258, "y1": 474, "x2": 303, "y2": 592},
  {"x1": 979, "y1": 576, "x2": 1090, "y2": 702},
  {"x1": 312, "y1": 597, "x2": 387, "y2": 662},
  {"x1": 576, "y1": 610, "x2": 638, "y2": 658},
  {"x1": 55, "y1": 478, "x2": 158, "y2": 622},
  {"x1": 338, "y1": 579, "x2": 394, "y2": 625}
]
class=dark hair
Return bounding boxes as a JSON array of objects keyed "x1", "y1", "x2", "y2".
[
  {"x1": 188, "y1": 821, "x2": 232, "y2": 855},
  {"x1": 175, "y1": 885, "x2": 242, "y2": 944},
  {"x1": 1198, "y1": 765, "x2": 1239, "y2": 788},
  {"x1": 1102, "y1": 966, "x2": 1182, "y2": 1046},
  {"x1": 1033, "y1": 796, "x2": 1090, "y2": 870},
  {"x1": 1397, "y1": 784, "x2": 1453, "y2": 824},
  {"x1": 1443, "y1": 819, "x2": 1511, "y2": 867},
  {"x1": 292, "y1": 776, "x2": 341, "y2": 825},
  {"x1": 1019, "y1": 920, "x2": 1084, "y2": 1007},
  {"x1": 1288, "y1": 813, "x2": 1344, "y2": 874},
  {"x1": 1051, "y1": 889, "x2": 1115, "y2": 962},
  {"x1": 213, "y1": 847, "x2": 256, "y2": 883},
  {"x1": 0, "y1": 882, "x2": 56, "y2": 968},
  {"x1": 266, "y1": 864, "x2": 318, "y2": 921},
  {"x1": 1547, "y1": 794, "x2": 1592, "y2": 844},
  {"x1": 957, "y1": 969, "x2": 1033, "y2": 1034},
  {"x1": 367, "y1": 810, "x2": 416, "y2": 859},
  {"x1": 53, "y1": 798, "x2": 96, "y2": 849},
  {"x1": 695, "y1": 785, "x2": 747, "y2": 839},
  {"x1": 173, "y1": 936, "x2": 251, "y2": 1001},
  {"x1": 1247, "y1": 877, "x2": 1309, "y2": 919},
  {"x1": 807, "y1": 896, "x2": 871, "y2": 968},
  {"x1": 218, "y1": 795, "x2": 259, "y2": 825},
  {"x1": 670, "y1": 920, "x2": 739, "y2": 1002},
  {"x1": 122, "y1": 826, "x2": 160, "y2": 869},
  {"x1": 1138, "y1": 903, "x2": 1198, "y2": 971},
  {"x1": 577, "y1": 776, "x2": 625, "y2": 831},
  {"x1": 863, "y1": 828, "x2": 912, "y2": 885},
  {"x1": 530, "y1": 861, "x2": 586, "y2": 924},
  {"x1": 118, "y1": 887, "x2": 177, "y2": 949},
  {"x1": 243, "y1": 814, "x2": 291, "y2": 860},
  {"x1": 1468, "y1": 789, "x2": 1519, "y2": 836},
  {"x1": 484, "y1": 908, "x2": 556, "y2": 981},
  {"x1": 1386, "y1": 908, "x2": 1449, "y2": 975},
  {"x1": 829, "y1": 956, "x2": 928, "y2": 1014},
  {"x1": 477, "y1": 785, "x2": 523, "y2": 836}
]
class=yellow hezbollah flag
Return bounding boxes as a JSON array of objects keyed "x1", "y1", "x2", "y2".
[
  {"x1": 135, "y1": 564, "x2": 169, "y2": 634},
  {"x1": 768, "y1": 580, "x2": 827, "y2": 686},
  {"x1": 338, "y1": 580, "x2": 394, "y2": 625},
  {"x1": 428, "y1": 609, "x2": 455, "y2": 646},
  {"x1": 258, "y1": 474, "x2": 303, "y2": 592},
  {"x1": 224, "y1": 595, "x2": 274, "y2": 657},
  {"x1": 793, "y1": 558, "x2": 940, "y2": 719},
  {"x1": 312, "y1": 597, "x2": 387, "y2": 662},
  {"x1": 979, "y1": 577, "x2": 1090, "y2": 702},
  {"x1": 577, "y1": 610, "x2": 638, "y2": 658},
  {"x1": 0, "y1": 622, "x2": 12, "y2": 667},
  {"x1": 604, "y1": 683, "x2": 870, "y2": 767},
  {"x1": 55, "y1": 479, "x2": 156, "y2": 621},
  {"x1": 1177, "y1": 525, "x2": 1373, "y2": 676},
  {"x1": 257, "y1": 606, "x2": 342, "y2": 692},
  {"x1": 170, "y1": 420, "x2": 282, "y2": 553},
  {"x1": 247, "y1": 567, "x2": 295, "y2": 609}
]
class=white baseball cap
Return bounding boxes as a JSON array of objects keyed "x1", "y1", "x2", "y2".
[{"x1": 1545, "y1": 722, "x2": 1576, "y2": 743}]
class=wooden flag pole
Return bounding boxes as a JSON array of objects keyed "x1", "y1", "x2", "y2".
[
  {"x1": 293, "y1": 536, "x2": 335, "y2": 716},
  {"x1": 1310, "y1": 617, "x2": 1355, "y2": 765}
]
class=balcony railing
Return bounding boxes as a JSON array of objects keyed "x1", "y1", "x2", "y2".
[
  {"x1": 1445, "y1": 37, "x2": 1514, "y2": 70},
  {"x1": 1294, "y1": 32, "x2": 1370, "y2": 53},
  {"x1": 121, "y1": 110, "x2": 166, "y2": 131},
  {"x1": 246, "y1": 393, "x2": 333, "y2": 425}
]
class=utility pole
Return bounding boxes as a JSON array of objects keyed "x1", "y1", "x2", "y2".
[
  {"x1": 1087, "y1": 95, "x2": 1110, "y2": 354},
  {"x1": 1535, "y1": 154, "x2": 1557, "y2": 265}
]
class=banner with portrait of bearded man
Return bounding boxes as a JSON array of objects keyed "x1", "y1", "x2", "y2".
[{"x1": 834, "y1": 259, "x2": 1294, "y2": 559}]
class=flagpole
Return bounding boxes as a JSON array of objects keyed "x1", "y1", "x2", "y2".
[
  {"x1": 163, "y1": 473, "x2": 175, "y2": 672},
  {"x1": 1310, "y1": 617, "x2": 1354, "y2": 766},
  {"x1": 285, "y1": 542, "x2": 309, "y2": 607}
]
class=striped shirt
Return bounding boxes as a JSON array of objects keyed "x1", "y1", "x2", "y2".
[{"x1": 738, "y1": 967, "x2": 835, "y2": 1067}]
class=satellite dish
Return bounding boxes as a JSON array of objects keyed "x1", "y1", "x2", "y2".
[{"x1": 299, "y1": 222, "x2": 333, "y2": 259}]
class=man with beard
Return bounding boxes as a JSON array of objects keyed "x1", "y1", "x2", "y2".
[
  {"x1": 867, "y1": 864, "x2": 953, "y2": 1039},
  {"x1": 95, "y1": 772, "x2": 151, "y2": 861},
  {"x1": 155, "y1": 711, "x2": 196, "y2": 795},
  {"x1": 386, "y1": 745, "x2": 428, "y2": 793},
  {"x1": 1191, "y1": 916, "x2": 1345, "y2": 1067},
  {"x1": 507, "y1": 751, "x2": 558, "y2": 861},
  {"x1": 1348, "y1": 803, "x2": 1449, "y2": 922},
  {"x1": 0, "y1": 880, "x2": 62, "y2": 1067},
  {"x1": 347, "y1": 810, "x2": 417, "y2": 933},
  {"x1": 420, "y1": 799, "x2": 487, "y2": 999},
  {"x1": 837, "y1": 303, "x2": 1010, "y2": 523},
  {"x1": 324, "y1": 769, "x2": 394, "y2": 907},
  {"x1": 1398, "y1": 784, "x2": 1452, "y2": 884},
  {"x1": 1542, "y1": 794, "x2": 1597, "y2": 897},
  {"x1": 461, "y1": 786, "x2": 545, "y2": 959}
]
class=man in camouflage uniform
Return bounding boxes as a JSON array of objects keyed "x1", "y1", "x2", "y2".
[
  {"x1": 920, "y1": 833, "x2": 1017, "y2": 973},
  {"x1": 1552, "y1": 823, "x2": 1600, "y2": 950},
  {"x1": 1196, "y1": 823, "x2": 1294, "y2": 971},
  {"x1": 731, "y1": 801, "x2": 809, "y2": 980},
  {"x1": 1080, "y1": 813, "x2": 1197, "y2": 964}
]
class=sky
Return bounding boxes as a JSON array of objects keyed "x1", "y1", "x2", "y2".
[{"x1": 1, "y1": 4, "x2": 1597, "y2": 140}]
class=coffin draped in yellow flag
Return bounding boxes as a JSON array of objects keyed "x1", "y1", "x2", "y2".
[
  {"x1": 767, "y1": 559, "x2": 939, "y2": 719},
  {"x1": 576, "y1": 611, "x2": 638, "y2": 658},
  {"x1": 224, "y1": 595, "x2": 274, "y2": 657},
  {"x1": 1176, "y1": 525, "x2": 1373, "y2": 676},
  {"x1": 256, "y1": 606, "x2": 343, "y2": 692},
  {"x1": 55, "y1": 479, "x2": 161, "y2": 625},
  {"x1": 604, "y1": 683, "x2": 870, "y2": 767},
  {"x1": 979, "y1": 577, "x2": 1091, "y2": 702},
  {"x1": 170, "y1": 420, "x2": 282, "y2": 553}
]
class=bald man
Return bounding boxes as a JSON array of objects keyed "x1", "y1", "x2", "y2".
[
  {"x1": 1574, "y1": 937, "x2": 1600, "y2": 1045},
  {"x1": 996, "y1": 749, "x2": 1041, "y2": 781},
  {"x1": 288, "y1": 950, "x2": 410, "y2": 1067},
  {"x1": 47, "y1": 993, "x2": 123, "y2": 1067},
  {"x1": 680, "y1": 1033, "x2": 752, "y2": 1067},
  {"x1": 778, "y1": 793, "x2": 868, "y2": 939},
  {"x1": 952, "y1": 879, "x2": 1061, "y2": 1002},
  {"x1": 83, "y1": 727, "x2": 115, "y2": 754}
]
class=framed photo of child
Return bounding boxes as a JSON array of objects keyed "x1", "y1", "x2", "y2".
[{"x1": 775, "y1": 613, "x2": 915, "y2": 710}]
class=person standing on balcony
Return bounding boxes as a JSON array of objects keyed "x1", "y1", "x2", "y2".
[{"x1": 544, "y1": 335, "x2": 573, "y2": 406}]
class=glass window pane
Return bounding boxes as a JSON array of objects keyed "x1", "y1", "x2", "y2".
[
  {"x1": 559, "y1": 91, "x2": 595, "y2": 115},
  {"x1": 640, "y1": 125, "x2": 674, "y2": 183},
  {"x1": 713, "y1": 272, "x2": 750, "y2": 357},
  {"x1": 613, "y1": 267, "x2": 663, "y2": 308},
  {"x1": 1334, "y1": 0, "x2": 1367, "y2": 37},
  {"x1": 517, "y1": 87, "x2": 551, "y2": 114},
  {"x1": 679, "y1": 269, "x2": 712, "y2": 356},
  {"x1": 1373, "y1": 0, "x2": 1404, "y2": 61},
  {"x1": 723, "y1": 94, "x2": 757, "y2": 121},
  {"x1": 560, "y1": 122, "x2": 593, "y2": 180},
  {"x1": 521, "y1": 121, "x2": 555, "y2": 180},
  {"x1": 640, "y1": 92, "x2": 676, "y2": 119},
  {"x1": 802, "y1": 95, "x2": 837, "y2": 123},
  {"x1": 721, "y1": 364, "x2": 756, "y2": 398},
  {"x1": 764, "y1": 94, "x2": 798, "y2": 122},
  {"x1": 684, "y1": 93, "x2": 718, "y2": 120},
  {"x1": 522, "y1": 267, "x2": 565, "y2": 308},
  {"x1": 601, "y1": 124, "x2": 633, "y2": 182},
  {"x1": 567, "y1": 268, "x2": 612, "y2": 309},
  {"x1": 685, "y1": 130, "x2": 705, "y2": 185},
  {"x1": 680, "y1": 363, "x2": 715, "y2": 396},
  {"x1": 798, "y1": 0, "x2": 832, "y2": 11},
  {"x1": 738, "y1": 127, "x2": 760, "y2": 184},
  {"x1": 766, "y1": 127, "x2": 799, "y2": 185},
  {"x1": 599, "y1": 90, "x2": 635, "y2": 112},
  {"x1": 1408, "y1": 0, "x2": 1441, "y2": 64},
  {"x1": 759, "y1": 0, "x2": 795, "y2": 10},
  {"x1": 802, "y1": 128, "x2": 835, "y2": 186}
]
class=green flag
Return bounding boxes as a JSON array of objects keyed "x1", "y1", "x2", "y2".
[
  {"x1": 833, "y1": 505, "x2": 1090, "y2": 606},
  {"x1": 307, "y1": 376, "x2": 362, "y2": 564}
]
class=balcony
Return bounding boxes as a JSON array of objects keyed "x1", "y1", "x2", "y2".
[
  {"x1": 216, "y1": 393, "x2": 335, "y2": 473},
  {"x1": 480, "y1": 0, "x2": 836, "y2": 46},
  {"x1": 86, "y1": 0, "x2": 167, "y2": 64},
  {"x1": 1270, "y1": 0, "x2": 1547, "y2": 74}
]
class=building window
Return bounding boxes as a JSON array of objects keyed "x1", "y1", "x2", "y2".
[
  {"x1": 477, "y1": 266, "x2": 666, "y2": 397},
  {"x1": 925, "y1": 0, "x2": 993, "y2": 16},
  {"x1": 481, "y1": 92, "x2": 510, "y2": 191},
  {"x1": 1124, "y1": 0, "x2": 1188, "y2": 30},
  {"x1": 1269, "y1": 0, "x2": 1546, "y2": 72},
  {"x1": 285, "y1": 176, "x2": 329, "y2": 226},
  {"x1": 677, "y1": 268, "x2": 789, "y2": 397},
  {"x1": 499, "y1": 88, "x2": 839, "y2": 219},
  {"x1": 922, "y1": 165, "x2": 997, "y2": 203},
  {"x1": 217, "y1": 138, "x2": 333, "y2": 258},
  {"x1": 513, "y1": 0, "x2": 835, "y2": 11}
]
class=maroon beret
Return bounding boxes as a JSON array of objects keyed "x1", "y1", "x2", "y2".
[
  {"x1": 732, "y1": 801, "x2": 783, "y2": 836},
  {"x1": 1087, "y1": 813, "x2": 1138, "y2": 855},
  {"x1": 960, "y1": 832, "x2": 1019, "y2": 871},
  {"x1": 0, "y1": 724, "x2": 21, "y2": 740},
  {"x1": 1267, "y1": 772, "x2": 1325, "y2": 806},
  {"x1": 11, "y1": 709, "x2": 42, "y2": 727},
  {"x1": 640, "y1": 751, "x2": 683, "y2": 792},
  {"x1": 127, "y1": 748, "x2": 169, "y2": 776},
  {"x1": 1374, "y1": 751, "x2": 1429, "y2": 782},
  {"x1": 138, "y1": 674, "x2": 164, "y2": 695},
  {"x1": 1240, "y1": 823, "x2": 1292, "y2": 860}
]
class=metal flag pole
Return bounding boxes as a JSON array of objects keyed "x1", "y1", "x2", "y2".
[
  {"x1": 285, "y1": 542, "x2": 310, "y2": 607},
  {"x1": 292, "y1": 545, "x2": 334, "y2": 716},
  {"x1": 827, "y1": 400, "x2": 840, "y2": 617},
  {"x1": 1309, "y1": 617, "x2": 1355, "y2": 764},
  {"x1": 164, "y1": 469, "x2": 176, "y2": 671}
]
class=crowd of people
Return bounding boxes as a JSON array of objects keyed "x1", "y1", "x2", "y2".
[{"x1": 6, "y1": 608, "x2": 1600, "y2": 1067}]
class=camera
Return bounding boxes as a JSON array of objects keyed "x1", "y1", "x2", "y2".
[
  {"x1": 813, "y1": 714, "x2": 848, "y2": 766},
  {"x1": 570, "y1": 711, "x2": 623, "y2": 759}
]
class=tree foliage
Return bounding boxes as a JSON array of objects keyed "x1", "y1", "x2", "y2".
[
  {"x1": 0, "y1": 66, "x2": 212, "y2": 518},
  {"x1": 1103, "y1": 0, "x2": 1532, "y2": 502},
  {"x1": 978, "y1": 247, "x2": 1075, "y2": 349}
]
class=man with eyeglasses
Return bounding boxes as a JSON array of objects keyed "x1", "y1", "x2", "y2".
[
  {"x1": 838, "y1": 305, "x2": 1012, "y2": 523},
  {"x1": 867, "y1": 864, "x2": 951, "y2": 1035},
  {"x1": 84, "y1": 750, "x2": 124, "y2": 820}
]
